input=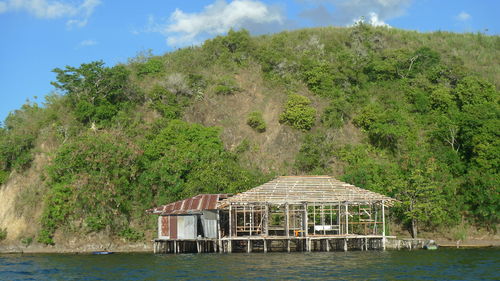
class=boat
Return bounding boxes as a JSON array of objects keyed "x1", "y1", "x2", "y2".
[
  {"x1": 92, "y1": 251, "x2": 114, "y2": 255},
  {"x1": 423, "y1": 240, "x2": 438, "y2": 250},
  {"x1": 424, "y1": 245, "x2": 438, "y2": 250}
]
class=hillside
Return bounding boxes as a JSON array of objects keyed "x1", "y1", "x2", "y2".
[{"x1": 0, "y1": 24, "x2": 498, "y2": 249}]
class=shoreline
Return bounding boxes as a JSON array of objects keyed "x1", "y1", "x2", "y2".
[
  {"x1": 0, "y1": 242, "x2": 153, "y2": 255},
  {"x1": 1, "y1": 239, "x2": 498, "y2": 254}
]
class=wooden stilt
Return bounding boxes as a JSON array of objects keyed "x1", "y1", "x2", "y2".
[
  {"x1": 263, "y1": 239, "x2": 267, "y2": 253},
  {"x1": 287, "y1": 239, "x2": 290, "y2": 252},
  {"x1": 344, "y1": 238, "x2": 348, "y2": 252},
  {"x1": 229, "y1": 204, "x2": 233, "y2": 238},
  {"x1": 382, "y1": 201, "x2": 386, "y2": 251},
  {"x1": 285, "y1": 203, "x2": 289, "y2": 238},
  {"x1": 326, "y1": 239, "x2": 330, "y2": 252},
  {"x1": 247, "y1": 239, "x2": 251, "y2": 253}
]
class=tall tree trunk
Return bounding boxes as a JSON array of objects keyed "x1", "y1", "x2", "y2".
[{"x1": 411, "y1": 218, "x2": 417, "y2": 238}]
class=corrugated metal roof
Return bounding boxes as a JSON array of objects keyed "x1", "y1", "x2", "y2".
[
  {"x1": 147, "y1": 194, "x2": 229, "y2": 215},
  {"x1": 218, "y1": 176, "x2": 398, "y2": 207}
]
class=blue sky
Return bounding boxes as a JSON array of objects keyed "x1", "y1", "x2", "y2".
[{"x1": 1, "y1": 0, "x2": 498, "y2": 122}]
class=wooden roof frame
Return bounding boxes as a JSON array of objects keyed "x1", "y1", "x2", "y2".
[{"x1": 217, "y1": 176, "x2": 398, "y2": 208}]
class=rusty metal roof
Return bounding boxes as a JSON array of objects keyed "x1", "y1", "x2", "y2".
[{"x1": 147, "y1": 194, "x2": 229, "y2": 215}]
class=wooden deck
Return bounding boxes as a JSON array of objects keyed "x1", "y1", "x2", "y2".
[{"x1": 153, "y1": 235, "x2": 396, "y2": 254}]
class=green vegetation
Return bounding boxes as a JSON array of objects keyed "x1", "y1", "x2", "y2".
[
  {"x1": 279, "y1": 94, "x2": 316, "y2": 131},
  {"x1": 0, "y1": 228, "x2": 6, "y2": 241},
  {"x1": 136, "y1": 58, "x2": 164, "y2": 77},
  {"x1": 20, "y1": 237, "x2": 33, "y2": 247},
  {"x1": 1, "y1": 25, "x2": 498, "y2": 243},
  {"x1": 214, "y1": 75, "x2": 239, "y2": 95},
  {"x1": 247, "y1": 111, "x2": 266, "y2": 132}
]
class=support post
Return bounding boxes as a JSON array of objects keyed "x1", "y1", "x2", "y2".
[
  {"x1": 264, "y1": 204, "x2": 269, "y2": 236},
  {"x1": 247, "y1": 239, "x2": 251, "y2": 253},
  {"x1": 345, "y1": 204, "x2": 349, "y2": 235},
  {"x1": 287, "y1": 239, "x2": 290, "y2": 252},
  {"x1": 326, "y1": 239, "x2": 330, "y2": 252},
  {"x1": 197, "y1": 240, "x2": 201, "y2": 253},
  {"x1": 344, "y1": 238, "x2": 348, "y2": 252},
  {"x1": 303, "y1": 203, "x2": 308, "y2": 237},
  {"x1": 263, "y1": 239, "x2": 267, "y2": 253},
  {"x1": 285, "y1": 203, "x2": 289, "y2": 237},
  {"x1": 229, "y1": 204, "x2": 233, "y2": 238},
  {"x1": 217, "y1": 210, "x2": 222, "y2": 253},
  {"x1": 228, "y1": 240, "x2": 232, "y2": 253},
  {"x1": 250, "y1": 206, "x2": 253, "y2": 236},
  {"x1": 174, "y1": 240, "x2": 177, "y2": 254},
  {"x1": 382, "y1": 201, "x2": 386, "y2": 250}
]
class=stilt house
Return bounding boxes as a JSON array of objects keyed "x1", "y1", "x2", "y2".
[{"x1": 149, "y1": 176, "x2": 398, "y2": 254}]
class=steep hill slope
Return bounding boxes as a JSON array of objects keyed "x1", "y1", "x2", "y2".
[{"x1": 0, "y1": 25, "x2": 498, "y2": 249}]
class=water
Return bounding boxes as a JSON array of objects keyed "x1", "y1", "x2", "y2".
[{"x1": 0, "y1": 248, "x2": 499, "y2": 280}]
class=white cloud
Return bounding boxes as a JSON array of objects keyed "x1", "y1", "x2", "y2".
[
  {"x1": 79, "y1": 39, "x2": 97, "y2": 46},
  {"x1": 367, "y1": 12, "x2": 390, "y2": 27},
  {"x1": 300, "y1": 0, "x2": 411, "y2": 27},
  {"x1": 456, "y1": 11, "x2": 470, "y2": 21},
  {"x1": 149, "y1": 0, "x2": 285, "y2": 46},
  {"x1": 0, "y1": 0, "x2": 101, "y2": 27}
]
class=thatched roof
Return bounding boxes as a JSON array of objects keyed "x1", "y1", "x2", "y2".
[{"x1": 218, "y1": 176, "x2": 397, "y2": 207}]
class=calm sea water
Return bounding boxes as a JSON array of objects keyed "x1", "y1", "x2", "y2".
[{"x1": 0, "y1": 248, "x2": 499, "y2": 280}]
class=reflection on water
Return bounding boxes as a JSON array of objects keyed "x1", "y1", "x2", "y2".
[{"x1": 1, "y1": 248, "x2": 499, "y2": 280}]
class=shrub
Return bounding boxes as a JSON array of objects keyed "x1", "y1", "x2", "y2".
[
  {"x1": 164, "y1": 73, "x2": 192, "y2": 96},
  {"x1": 214, "y1": 75, "x2": 239, "y2": 95},
  {"x1": 0, "y1": 228, "x2": 6, "y2": 241},
  {"x1": 21, "y1": 237, "x2": 33, "y2": 247},
  {"x1": 235, "y1": 138, "x2": 251, "y2": 154},
  {"x1": 119, "y1": 227, "x2": 144, "y2": 242},
  {"x1": 147, "y1": 85, "x2": 185, "y2": 119},
  {"x1": 279, "y1": 94, "x2": 316, "y2": 131},
  {"x1": 321, "y1": 98, "x2": 351, "y2": 128},
  {"x1": 136, "y1": 58, "x2": 164, "y2": 77},
  {"x1": 0, "y1": 170, "x2": 8, "y2": 185},
  {"x1": 39, "y1": 133, "x2": 140, "y2": 244},
  {"x1": 247, "y1": 111, "x2": 266, "y2": 132}
]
